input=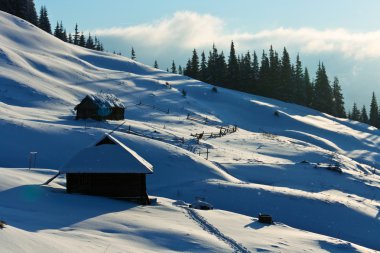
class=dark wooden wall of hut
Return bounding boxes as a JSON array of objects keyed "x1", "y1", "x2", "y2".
[{"x1": 66, "y1": 173, "x2": 147, "y2": 199}]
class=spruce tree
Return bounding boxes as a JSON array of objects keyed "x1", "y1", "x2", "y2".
[
  {"x1": 239, "y1": 51, "x2": 252, "y2": 91},
  {"x1": 1, "y1": 0, "x2": 37, "y2": 25},
  {"x1": 54, "y1": 22, "x2": 61, "y2": 38},
  {"x1": 258, "y1": 50, "x2": 270, "y2": 96},
  {"x1": 216, "y1": 51, "x2": 227, "y2": 87},
  {"x1": 73, "y1": 24, "x2": 80, "y2": 45},
  {"x1": 189, "y1": 49, "x2": 199, "y2": 79},
  {"x1": 251, "y1": 51, "x2": 259, "y2": 93},
  {"x1": 351, "y1": 103, "x2": 361, "y2": 121},
  {"x1": 227, "y1": 41, "x2": 239, "y2": 88},
  {"x1": 279, "y1": 47, "x2": 293, "y2": 102},
  {"x1": 313, "y1": 63, "x2": 333, "y2": 114},
  {"x1": 294, "y1": 54, "x2": 305, "y2": 105},
  {"x1": 131, "y1": 47, "x2": 136, "y2": 60},
  {"x1": 26, "y1": 0, "x2": 38, "y2": 26},
  {"x1": 86, "y1": 33, "x2": 95, "y2": 49},
  {"x1": 332, "y1": 77, "x2": 346, "y2": 118},
  {"x1": 369, "y1": 92, "x2": 379, "y2": 127},
  {"x1": 60, "y1": 22, "x2": 67, "y2": 42},
  {"x1": 171, "y1": 60, "x2": 177, "y2": 74},
  {"x1": 178, "y1": 65, "x2": 183, "y2": 75},
  {"x1": 78, "y1": 32, "x2": 86, "y2": 47},
  {"x1": 153, "y1": 60, "x2": 159, "y2": 69},
  {"x1": 360, "y1": 105, "x2": 369, "y2": 124},
  {"x1": 38, "y1": 6, "x2": 51, "y2": 34},
  {"x1": 207, "y1": 44, "x2": 219, "y2": 85},
  {"x1": 68, "y1": 33, "x2": 73, "y2": 44},
  {"x1": 184, "y1": 59, "x2": 192, "y2": 77},
  {"x1": 304, "y1": 68, "x2": 313, "y2": 107},
  {"x1": 199, "y1": 51, "x2": 207, "y2": 82}
]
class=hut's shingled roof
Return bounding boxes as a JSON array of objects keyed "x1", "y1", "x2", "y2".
[{"x1": 86, "y1": 93, "x2": 125, "y2": 109}]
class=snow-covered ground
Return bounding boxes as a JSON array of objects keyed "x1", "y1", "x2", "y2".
[{"x1": 0, "y1": 11, "x2": 379, "y2": 252}]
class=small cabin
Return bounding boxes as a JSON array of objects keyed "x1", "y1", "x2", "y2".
[
  {"x1": 75, "y1": 93, "x2": 125, "y2": 121},
  {"x1": 60, "y1": 134, "x2": 153, "y2": 204}
]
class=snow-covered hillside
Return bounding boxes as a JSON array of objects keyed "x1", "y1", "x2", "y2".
[{"x1": 0, "y1": 11, "x2": 379, "y2": 252}]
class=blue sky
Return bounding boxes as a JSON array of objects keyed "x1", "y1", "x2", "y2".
[
  {"x1": 34, "y1": 0, "x2": 380, "y2": 32},
  {"x1": 34, "y1": 0, "x2": 380, "y2": 108}
]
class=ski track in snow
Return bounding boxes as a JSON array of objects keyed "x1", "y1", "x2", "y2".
[{"x1": 183, "y1": 207, "x2": 251, "y2": 253}]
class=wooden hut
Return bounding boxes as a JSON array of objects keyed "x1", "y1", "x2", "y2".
[
  {"x1": 75, "y1": 93, "x2": 125, "y2": 121},
  {"x1": 60, "y1": 134, "x2": 153, "y2": 204}
]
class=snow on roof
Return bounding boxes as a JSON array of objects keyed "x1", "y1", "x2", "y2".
[
  {"x1": 60, "y1": 134, "x2": 153, "y2": 174},
  {"x1": 86, "y1": 93, "x2": 125, "y2": 109}
]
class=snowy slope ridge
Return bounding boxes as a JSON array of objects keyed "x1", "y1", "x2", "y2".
[{"x1": 0, "y1": 11, "x2": 379, "y2": 252}]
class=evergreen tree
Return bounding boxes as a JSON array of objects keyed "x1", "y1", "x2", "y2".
[
  {"x1": 68, "y1": 33, "x2": 73, "y2": 44},
  {"x1": 85, "y1": 33, "x2": 95, "y2": 49},
  {"x1": 258, "y1": 50, "x2": 270, "y2": 96},
  {"x1": 279, "y1": 47, "x2": 293, "y2": 102},
  {"x1": 369, "y1": 92, "x2": 379, "y2": 127},
  {"x1": 206, "y1": 44, "x2": 219, "y2": 85},
  {"x1": 0, "y1": 0, "x2": 37, "y2": 25},
  {"x1": 73, "y1": 23, "x2": 79, "y2": 45},
  {"x1": 178, "y1": 65, "x2": 183, "y2": 75},
  {"x1": 216, "y1": 51, "x2": 227, "y2": 87},
  {"x1": 313, "y1": 63, "x2": 333, "y2": 114},
  {"x1": 294, "y1": 54, "x2": 305, "y2": 105},
  {"x1": 239, "y1": 51, "x2": 252, "y2": 91},
  {"x1": 351, "y1": 103, "x2": 361, "y2": 121},
  {"x1": 304, "y1": 68, "x2": 313, "y2": 107},
  {"x1": 199, "y1": 51, "x2": 207, "y2": 82},
  {"x1": 251, "y1": 51, "x2": 259, "y2": 93},
  {"x1": 188, "y1": 49, "x2": 200, "y2": 79},
  {"x1": 184, "y1": 58, "x2": 191, "y2": 77},
  {"x1": 171, "y1": 60, "x2": 177, "y2": 74},
  {"x1": 26, "y1": 0, "x2": 38, "y2": 26},
  {"x1": 360, "y1": 105, "x2": 369, "y2": 124},
  {"x1": 332, "y1": 77, "x2": 346, "y2": 118},
  {"x1": 0, "y1": 0, "x2": 14, "y2": 16},
  {"x1": 60, "y1": 22, "x2": 67, "y2": 42},
  {"x1": 53, "y1": 22, "x2": 61, "y2": 38},
  {"x1": 227, "y1": 41, "x2": 239, "y2": 88},
  {"x1": 131, "y1": 47, "x2": 136, "y2": 60},
  {"x1": 153, "y1": 60, "x2": 159, "y2": 69},
  {"x1": 78, "y1": 32, "x2": 86, "y2": 47},
  {"x1": 53, "y1": 21, "x2": 67, "y2": 41},
  {"x1": 38, "y1": 6, "x2": 51, "y2": 34},
  {"x1": 347, "y1": 110, "x2": 352, "y2": 120}
]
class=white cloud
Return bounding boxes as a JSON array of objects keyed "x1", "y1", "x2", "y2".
[
  {"x1": 94, "y1": 12, "x2": 225, "y2": 50},
  {"x1": 94, "y1": 11, "x2": 380, "y2": 60},
  {"x1": 251, "y1": 28, "x2": 380, "y2": 60}
]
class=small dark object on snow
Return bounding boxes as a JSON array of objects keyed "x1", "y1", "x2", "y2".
[
  {"x1": 182, "y1": 89, "x2": 187, "y2": 97},
  {"x1": 300, "y1": 160, "x2": 309, "y2": 164},
  {"x1": 165, "y1": 82, "x2": 171, "y2": 88},
  {"x1": 0, "y1": 220, "x2": 6, "y2": 229},
  {"x1": 258, "y1": 214, "x2": 273, "y2": 224},
  {"x1": 211, "y1": 86, "x2": 218, "y2": 93},
  {"x1": 327, "y1": 165, "x2": 343, "y2": 174},
  {"x1": 189, "y1": 200, "x2": 213, "y2": 210},
  {"x1": 274, "y1": 110, "x2": 280, "y2": 117}
]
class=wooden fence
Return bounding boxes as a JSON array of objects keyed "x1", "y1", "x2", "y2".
[{"x1": 190, "y1": 125, "x2": 238, "y2": 141}]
